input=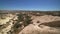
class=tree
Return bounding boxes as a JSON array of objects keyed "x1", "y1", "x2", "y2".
[{"x1": 24, "y1": 15, "x2": 32, "y2": 26}]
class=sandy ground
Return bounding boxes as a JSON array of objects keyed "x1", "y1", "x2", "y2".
[
  {"x1": 31, "y1": 15, "x2": 60, "y2": 25},
  {"x1": 19, "y1": 24, "x2": 60, "y2": 34},
  {"x1": 19, "y1": 15, "x2": 60, "y2": 34},
  {"x1": 0, "y1": 13, "x2": 60, "y2": 34},
  {"x1": 0, "y1": 14, "x2": 15, "y2": 25}
]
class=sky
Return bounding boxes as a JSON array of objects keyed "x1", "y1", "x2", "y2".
[{"x1": 0, "y1": 0, "x2": 60, "y2": 11}]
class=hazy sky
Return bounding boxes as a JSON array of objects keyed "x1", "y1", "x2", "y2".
[{"x1": 0, "y1": 0, "x2": 60, "y2": 11}]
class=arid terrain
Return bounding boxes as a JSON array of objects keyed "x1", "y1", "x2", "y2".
[{"x1": 0, "y1": 10, "x2": 60, "y2": 34}]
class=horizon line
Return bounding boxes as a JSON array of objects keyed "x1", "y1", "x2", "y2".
[{"x1": 0, "y1": 9, "x2": 60, "y2": 11}]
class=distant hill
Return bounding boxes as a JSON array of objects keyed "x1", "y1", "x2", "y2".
[{"x1": 0, "y1": 10, "x2": 60, "y2": 16}]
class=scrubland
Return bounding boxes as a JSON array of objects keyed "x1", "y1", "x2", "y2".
[{"x1": 0, "y1": 11, "x2": 60, "y2": 34}]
